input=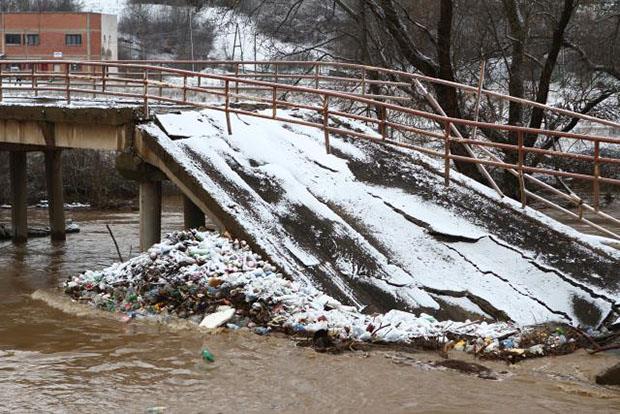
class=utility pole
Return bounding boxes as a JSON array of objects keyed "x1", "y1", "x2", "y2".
[{"x1": 232, "y1": 23, "x2": 243, "y2": 61}]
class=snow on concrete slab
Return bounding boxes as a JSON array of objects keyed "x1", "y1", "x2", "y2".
[
  {"x1": 452, "y1": 237, "x2": 613, "y2": 323},
  {"x1": 156, "y1": 112, "x2": 211, "y2": 138},
  {"x1": 365, "y1": 186, "x2": 488, "y2": 241}
]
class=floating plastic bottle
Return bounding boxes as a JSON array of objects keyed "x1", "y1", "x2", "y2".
[{"x1": 202, "y1": 348, "x2": 215, "y2": 362}]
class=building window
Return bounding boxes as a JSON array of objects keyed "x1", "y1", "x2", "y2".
[
  {"x1": 5, "y1": 34, "x2": 21, "y2": 45},
  {"x1": 65, "y1": 34, "x2": 82, "y2": 46},
  {"x1": 25, "y1": 34, "x2": 40, "y2": 46}
]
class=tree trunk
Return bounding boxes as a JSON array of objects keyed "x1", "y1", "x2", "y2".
[
  {"x1": 502, "y1": 0, "x2": 528, "y2": 197},
  {"x1": 434, "y1": 0, "x2": 485, "y2": 182},
  {"x1": 527, "y1": 0, "x2": 576, "y2": 137}
]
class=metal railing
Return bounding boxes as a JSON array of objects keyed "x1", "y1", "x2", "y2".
[{"x1": 1, "y1": 59, "x2": 618, "y2": 239}]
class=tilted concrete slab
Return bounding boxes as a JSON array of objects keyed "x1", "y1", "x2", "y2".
[{"x1": 135, "y1": 109, "x2": 620, "y2": 328}]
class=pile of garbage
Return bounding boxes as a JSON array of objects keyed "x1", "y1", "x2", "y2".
[{"x1": 64, "y1": 230, "x2": 607, "y2": 360}]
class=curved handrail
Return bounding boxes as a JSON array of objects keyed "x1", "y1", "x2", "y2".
[
  {"x1": 104, "y1": 59, "x2": 620, "y2": 131},
  {"x1": 0, "y1": 59, "x2": 618, "y2": 239}
]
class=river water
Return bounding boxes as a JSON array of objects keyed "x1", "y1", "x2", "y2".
[{"x1": 1, "y1": 201, "x2": 619, "y2": 413}]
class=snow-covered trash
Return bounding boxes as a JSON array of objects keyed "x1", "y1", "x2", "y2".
[{"x1": 64, "y1": 230, "x2": 610, "y2": 361}]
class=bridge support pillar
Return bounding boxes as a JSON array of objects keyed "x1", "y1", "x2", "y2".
[
  {"x1": 44, "y1": 150, "x2": 66, "y2": 241},
  {"x1": 183, "y1": 195, "x2": 205, "y2": 230},
  {"x1": 9, "y1": 151, "x2": 28, "y2": 244},
  {"x1": 139, "y1": 180, "x2": 162, "y2": 251}
]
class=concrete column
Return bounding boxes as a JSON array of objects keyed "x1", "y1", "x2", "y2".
[
  {"x1": 9, "y1": 151, "x2": 28, "y2": 244},
  {"x1": 44, "y1": 150, "x2": 66, "y2": 241},
  {"x1": 140, "y1": 180, "x2": 162, "y2": 251},
  {"x1": 183, "y1": 195, "x2": 205, "y2": 230}
]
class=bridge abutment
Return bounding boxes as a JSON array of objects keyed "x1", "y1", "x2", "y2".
[
  {"x1": 9, "y1": 151, "x2": 28, "y2": 244},
  {"x1": 139, "y1": 180, "x2": 162, "y2": 251},
  {"x1": 44, "y1": 149, "x2": 66, "y2": 241}
]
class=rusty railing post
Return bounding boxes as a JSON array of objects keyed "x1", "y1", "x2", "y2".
[
  {"x1": 381, "y1": 106, "x2": 388, "y2": 140},
  {"x1": 183, "y1": 74, "x2": 188, "y2": 103},
  {"x1": 274, "y1": 62, "x2": 279, "y2": 85},
  {"x1": 224, "y1": 79, "x2": 232, "y2": 135},
  {"x1": 323, "y1": 95, "x2": 331, "y2": 154},
  {"x1": 235, "y1": 63, "x2": 240, "y2": 102},
  {"x1": 444, "y1": 120, "x2": 451, "y2": 187},
  {"x1": 91, "y1": 64, "x2": 97, "y2": 99},
  {"x1": 32, "y1": 64, "x2": 38, "y2": 97},
  {"x1": 159, "y1": 64, "x2": 163, "y2": 97},
  {"x1": 518, "y1": 130, "x2": 527, "y2": 208},
  {"x1": 272, "y1": 86, "x2": 277, "y2": 119},
  {"x1": 102, "y1": 65, "x2": 107, "y2": 94},
  {"x1": 143, "y1": 69, "x2": 149, "y2": 117},
  {"x1": 593, "y1": 140, "x2": 600, "y2": 212},
  {"x1": 65, "y1": 63, "x2": 71, "y2": 104},
  {"x1": 315, "y1": 64, "x2": 320, "y2": 89},
  {"x1": 361, "y1": 68, "x2": 366, "y2": 96}
]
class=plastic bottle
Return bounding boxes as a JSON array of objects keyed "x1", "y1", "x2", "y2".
[{"x1": 202, "y1": 348, "x2": 215, "y2": 362}]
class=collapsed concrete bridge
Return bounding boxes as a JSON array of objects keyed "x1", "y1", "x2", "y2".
[{"x1": 0, "y1": 60, "x2": 618, "y2": 327}]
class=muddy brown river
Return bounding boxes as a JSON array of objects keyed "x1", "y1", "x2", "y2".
[{"x1": 1, "y1": 200, "x2": 619, "y2": 413}]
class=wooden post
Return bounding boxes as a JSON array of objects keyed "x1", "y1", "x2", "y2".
[
  {"x1": 444, "y1": 120, "x2": 451, "y2": 187},
  {"x1": 45, "y1": 149, "x2": 66, "y2": 241},
  {"x1": 272, "y1": 86, "x2": 277, "y2": 119},
  {"x1": 518, "y1": 130, "x2": 527, "y2": 208},
  {"x1": 183, "y1": 74, "x2": 188, "y2": 102},
  {"x1": 139, "y1": 180, "x2": 161, "y2": 251},
  {"x1": 323, "y1": 95, "x2": 331, "y2": 154},
  {"x1": 224, "y1": 80, "x2": 232, "y2": 135},
  {"x1": 9, "y1": 151, "x2": 28, "y2": 244},
  {"x1": 183, "y1": 195, "x2": 205, "y2": 230},
  {"x1": 65, "y1": 63, "x2": 71, "y2": 104},
  {"x1": 593, "y1": 140, "x2": 600, "y2": 212},
  {"x1": 274, "y1": 63, "x2": 279, "y2": 85}
]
